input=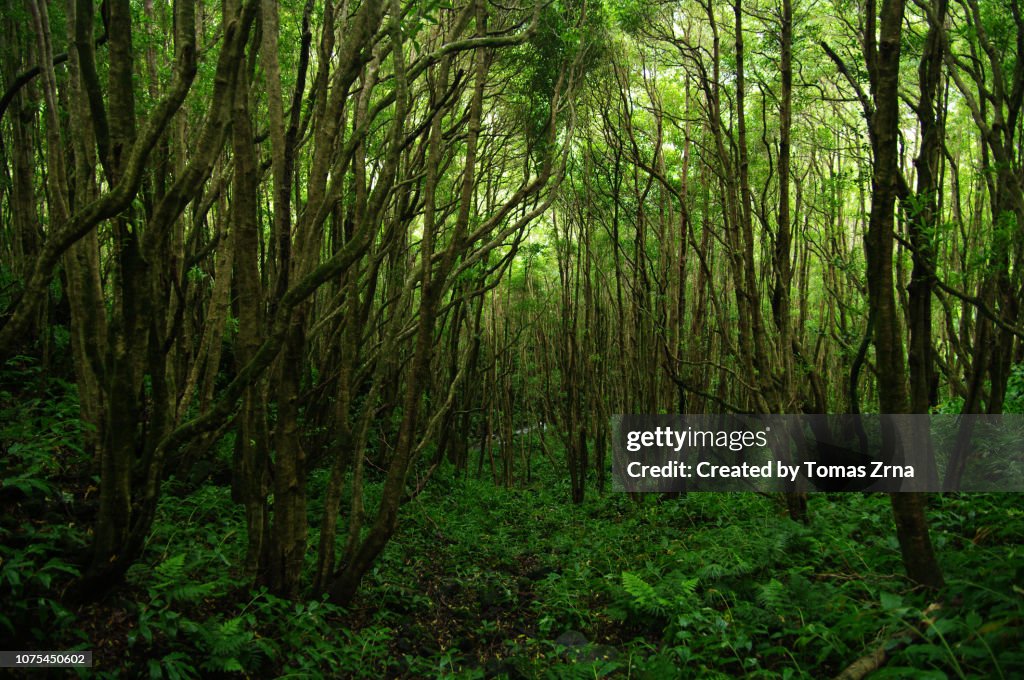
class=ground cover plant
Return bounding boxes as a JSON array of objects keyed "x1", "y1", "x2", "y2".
[{"x1": 2, "y1": 364, "x2": 1023, "y2": 677}]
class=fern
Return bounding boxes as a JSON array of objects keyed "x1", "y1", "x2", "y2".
[
  {"x1": 149, "y1": 652, "x2": 197, "y2": 680},
  {"x1": 622, "y1": 571, "x2": 669, "y2": 615},
  {"x1": 125, "y1": 563, "x2": 154, "y2": 587},
  {"x1": 167, "y1": 582, "x2": 216, "y2": 604},
  {"x1": 757, "y1": 578, "x2": 787, "y2": 613},
  {"x1": 699, "y1": 556, "x2": 753, "y2": 581},
  {"x1": 207, "y1": 616, "x2": 250, "y2": 658},
  {"x1": 151, "y1": 554, "x2": 215, "y2": 604},
  {"x1": 622, "y1": 571, "x2": 699, "y2": 618},
  {"x1": 672, "y1": 574, "x2": 699, "y2": 599},
  {"x1": 155, "y1": 554, "x2": 186, "y2": 583}
]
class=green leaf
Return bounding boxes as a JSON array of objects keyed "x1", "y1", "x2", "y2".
[{"x1": 879, "y1": 591, "x2": 902, "y2": 611}]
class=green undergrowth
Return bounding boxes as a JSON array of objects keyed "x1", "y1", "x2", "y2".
[
  {"x1": 1, "y1": 364, "x2": 1023, "y2": 677},
  {"x1": 64, "y1": 465, "x2": 1024, "y2": 678},
  {"x1": 0, "y1": 358, "x2": 91, "y2": 651},
  {"x1": 370, "y1": 468, "x2": 1024, "y2": 679}
]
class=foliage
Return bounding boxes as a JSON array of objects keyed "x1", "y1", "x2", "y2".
[
  {"x1": 3, "y1": 0, "x2": 1024, "y2": 676},
  {"x1": 1, "y1": 363, "x2": 1022, "y2": 676},
  {"x1": 0, "y1": 358, "x2": 89, "y2": 646}
]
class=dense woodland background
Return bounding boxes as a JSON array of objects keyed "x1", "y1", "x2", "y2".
[{"x1": 1, "y1": 0, "x2": 1023, "y2": 676}]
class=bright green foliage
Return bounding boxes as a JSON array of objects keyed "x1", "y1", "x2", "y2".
[
  {"x1": 3, "y1": 355, "x2": 1024, "y2": 678},
  {"x1": 620, "y1": 570, "x2": 699, "y2": 617}
]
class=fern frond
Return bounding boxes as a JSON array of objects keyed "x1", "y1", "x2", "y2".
[
  {"x1": 209, "y1": 616, "x2": 250, "y2": 657},
  {"x1": 757, "y1": 578, "x2": 787, "y2": 613},
  {"x1": 166, "y1": 582, "x2": 215, "y2": 604},
  {"x1": 156, "y1": 554, "x2": 186, "y2": 582},
  {"x1": 622, "y1": 571, "x2": 669, "y2": 615},
  {"x1": 674, "y1": 575, "x2": 699, "y2": 598}
]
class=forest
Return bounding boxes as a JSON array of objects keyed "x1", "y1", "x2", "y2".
[{"x1": 1, "y1": 0, "x2": 1023, "y2": 676}]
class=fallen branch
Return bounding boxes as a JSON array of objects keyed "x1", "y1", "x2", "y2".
[{"x1": 833, "y1": 602, "x2": 944, "y2": 680}]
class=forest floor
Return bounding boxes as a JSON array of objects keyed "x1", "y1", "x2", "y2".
[{"x1": 2, "y1": 370, "x2": 1024, "y2": 678}]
